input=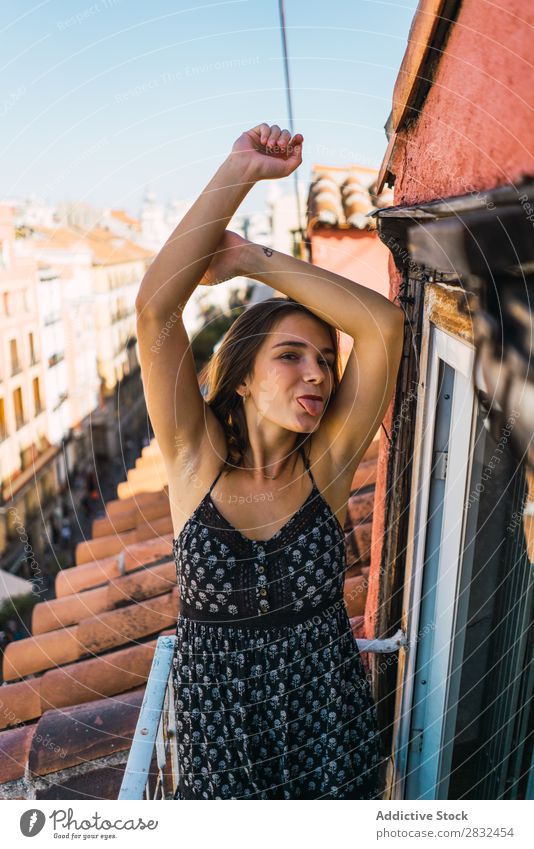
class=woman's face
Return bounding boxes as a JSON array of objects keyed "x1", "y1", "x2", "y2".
[{"x1": 240, "y1": 312, "x2": 336, "y2": 433}]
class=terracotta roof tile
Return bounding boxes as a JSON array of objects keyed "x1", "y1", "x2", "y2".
[
  {"x1": 0, "y1": 687, "x2": 167, "y2": 799},
  {"x1": 27, "y1": 224, "x2": 153, "y2": 266},
  {"x1": 353, "y1": 457, "x2": 378, "y2": 489},
  {"x1": 307, "y1": 164, "x2": 393, "y2": 233},
  {"x1": 91, "y1": 491, "x2": 169, "y2": 537},
  {"x1": 0, "y1": 681, "x2": 42, "y2": 730},
  {"x1": 74, "y1": 516, "x2": 173, "y2": 565},
  {"x1": 37, "y1": 635, "x2": 168, "y2": 714},
  {"x1": 134, "y1": 516, "x2": 174, "y2": 542},
  {"x1": 3, "y1": 590, "x2": 178, "y2": 681},
  {"x1": 32, "y1": 584, "x2": 108, "y2": 633},
  {"x1": 28, "y1": 687, "x2": 144, "y2": 776},
  {"x1": 34, "y1": 761, "x2": 158, "y2": 801},
  {"x1": 0, "y1": 725, "x2": 34, "y2": 784},
  {"x1": 354, "y1": 522, "x2": 373, "y2": 565},
  {"x1": 3, "y1": 628, "x2": 82, "y2": 682},
  {"x1": 117, "y1": 474, "x2": 168, "y2": 499},
  {"x1": 33, "y1": 561, "x2": 175, "y2": 634},
  {"x1": 29, "y1": 226, "x2": 90, "y2": 251},
  {"x1": 83, "y1": 226, "x2": 153, "y2": 265},
  {"x1": 0, "y1": 629, "x2": 175, "y2": 732},
  {"x1": 347, "y1": 488, "x2": 375, "y2": 526},
  {"x1": 35, "y1": 766, "x2": 124, "y2": 801},
  {"x1": 105, "y1": 487, "x2": 167, "y2": 517},
  {"x1": 55, "y1": 535, "x2": 174, "y2": 596},
  {"x1": 110, "y1": 209, "x2": 141, "y2": 231},
  {"x1": 344, "y1": 575, "x2": 368, "y2": 617}
]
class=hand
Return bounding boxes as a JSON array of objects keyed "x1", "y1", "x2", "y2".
[
  {"x1": 198, "y1": 230, "x2": 250, "y2": 287},
  {"x1": 229, "y1": 123, "x2": 303, "y2": 182}
]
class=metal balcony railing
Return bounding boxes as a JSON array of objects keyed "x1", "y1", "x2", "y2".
[
  {"x1": 118, "y1": 636, "x2": 178, "y2": 800},
  {"x1": 118, "y1": 628, "x2": 407, "y2": 800}
]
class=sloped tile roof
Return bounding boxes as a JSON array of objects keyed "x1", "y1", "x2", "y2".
[
  {"x1": 0, "y1": 435, "x2": 378, "y2": 799},
  {"x1": 110, "y1": 209, "x2": 141, "y2": 232},
  {"x1": 3, "y1": 591, "x2": 178, "y2": 682},
  {"x1": 307, "y1": 164, "x2": 394, "y2": 232},
  {"x1": 82, "y1": 226, "x2": 153, "y2": 265},
  {"x1": 33, "y1": 562, "x2": 176, "y2": 634},
  {"x1": 26, "y1": 224, "x2": 153, "y2": 266}
]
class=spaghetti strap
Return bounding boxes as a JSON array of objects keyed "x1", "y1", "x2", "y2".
[
  {"x1": 208, "y1": 453, "x2": 230, "y2": 494},
  {"x1": 209, "y1": 448, "x2": 316, "y2": 493},
  {"x1": 299, "y1": 444, "x2": 318, "y2": 490}
]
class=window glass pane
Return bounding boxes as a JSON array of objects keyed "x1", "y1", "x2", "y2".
[{"x1": 448, "y1": 398, "x2": 530, "y2": 799}]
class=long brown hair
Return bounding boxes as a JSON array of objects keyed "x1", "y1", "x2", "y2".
[{"x1": 198, "y1": 297, "x2": 343, "y2": 473}]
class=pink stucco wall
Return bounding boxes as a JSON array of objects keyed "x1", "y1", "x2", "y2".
[
  {"x1": 392, "y1": 0, "x2": 534, "y2": 206},
  {"x1": 310, "y1": 229, "x2": 392, "y2": 365},
  {"x1": 310, "y1": 229, "x2": 391, "y2": 299},
  {"x1": 367, "y1": 0, "x2": 534, "y2": 638}
]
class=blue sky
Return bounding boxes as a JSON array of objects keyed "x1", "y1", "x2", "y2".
[{"x1": 1, "y1": 0, "x2": 418, "y2": 216}]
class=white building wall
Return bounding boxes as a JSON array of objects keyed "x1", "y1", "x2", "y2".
[
  {"x1": 37, "y1": 269, "x2": 69, "y2": 444},
  {"x1": 266, "y1": 181, "x2": 308, "y2": 254}
]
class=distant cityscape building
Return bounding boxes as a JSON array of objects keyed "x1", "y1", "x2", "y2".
[
  {"x1": 139, "y1": 189, "x2": 170, "y2": 251},
  {"x1": 266, "y1": 179, "x2": 308, "y2": 255},
  {"x1": 0, "y1": 205, "x2": 58, "y2": 569},
  {"x1": 11, "y1": 193, "x2": 56, "y2": 229},
  {"x1": 0, "y1": 202, "x2": 154, "y2": 570},
  {"x1": 35, "y1": 264, "x2": 69, "y2": 448}
]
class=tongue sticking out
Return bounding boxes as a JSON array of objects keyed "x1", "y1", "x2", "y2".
[{"x1": 297, "y1": 397, "x2": 323, "y2": 416}]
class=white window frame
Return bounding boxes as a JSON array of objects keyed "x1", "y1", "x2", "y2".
[{"x1": 389, "y1": 316, "x2": 488, "y2": 799}]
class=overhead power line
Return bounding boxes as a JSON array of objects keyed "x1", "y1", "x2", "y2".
[{"x1": 277, "y1": 0, "x2": 305, "y2": 250}]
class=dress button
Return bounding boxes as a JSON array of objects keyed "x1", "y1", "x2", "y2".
[
  {"x1": 259, "y1": 588, "x2": 267, "y2": 597},
  {"x1": 257, "y1": 565, "x2": 265, "y2": 573}
]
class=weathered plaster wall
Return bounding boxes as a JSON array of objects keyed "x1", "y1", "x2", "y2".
[
  {"x1": 392, "y1": 0, "x2": 534, "y2": 206},
  {"x1": 366, "y1": 1, "x2": 533, "y2": 640},
  {"x1": 310, "y1": 229, "x2": 391, "y2": 299}
]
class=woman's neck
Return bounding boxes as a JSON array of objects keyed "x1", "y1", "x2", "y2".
[{"x1": 239, "y1": 446, "x2": 301, "y2": 481}]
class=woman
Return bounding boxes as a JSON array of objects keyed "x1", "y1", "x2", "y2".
[{"x1": 135, "y1": 123, "x2": 404, "y2": 799}]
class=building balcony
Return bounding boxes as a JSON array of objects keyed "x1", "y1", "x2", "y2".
[{"x1": 48, "y1": 351, "x2": 65, "y2": 369}]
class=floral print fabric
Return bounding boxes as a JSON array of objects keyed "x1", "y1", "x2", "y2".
[{"x1": 171, "y1": 448, "x2": 382, "y2": 799}]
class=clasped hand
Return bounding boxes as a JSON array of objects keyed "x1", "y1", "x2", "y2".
[{"x1": 229, "y1": 123, "x2": 304, "y2": 182}]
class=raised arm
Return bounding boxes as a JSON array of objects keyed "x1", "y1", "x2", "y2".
[
  {"x1": 238, "y1": 241, "x2": 403, "y2": 342},
  {"x1": 135, "y1": 124, "x2": 304, "y2": 464},
  {"x1": 234, "y1": 239, "x2": 405, "y2": 471}
]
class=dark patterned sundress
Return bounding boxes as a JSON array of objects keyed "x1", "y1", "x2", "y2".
[{"x1": 171, "y1": 445, "x2": 382, "y2": 799}]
